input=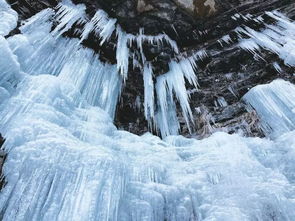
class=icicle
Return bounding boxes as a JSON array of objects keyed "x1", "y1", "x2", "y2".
[
  {"x1": 51, "y1": 0, "x2": 86, "y2": 38},
  {"x1": 218, "y1": 34, "x2": 232, "y2": 47},
  {"x1": 19, "y1": 8, "x2": 55, "y2": 35},
  {"x1": 143, "y1": 63, "x2": 155, "y2": 125},
  {"x1": 273, "y1": 62, "x2": 282, "y2": 73},
  {"x1": 237, "y1": 11, "x2": 295, "y2": 67},
  {"x1": 153, "y1": 57, "x2": 198, "y2": 137},
  {"x1": 82, "y1": 10, "x2": 117, "y2": 45},
  {"x1": 155, "y1": 75, "x2": 180, "y2": 137},
  {"x1": 133, "y1": 28, "x2": 179, "y2": 60},
  {"x1": 165, "y1": 61, "x2": 194, "y2": 131},
  {"x1": 116, "y1": 26, "x2": 129, "y2": 81}
]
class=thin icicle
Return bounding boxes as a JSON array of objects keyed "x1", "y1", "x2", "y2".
[
  {"x1": 116, "y1": 26, "x2": 129, "y2": 81},
  {"x1": 143, "y1": 63, "x2": 155, "y2": 125},
  {"x1": 51, "y1": 0, "x2": 86, "y2": 38},
  {"x1": 89, "y1": 10, "x2": 117, "y2": 45}
]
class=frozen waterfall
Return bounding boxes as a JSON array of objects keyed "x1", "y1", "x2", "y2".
[{"x1": 1, "y1": 0, "x2": 295, "y2": 220}]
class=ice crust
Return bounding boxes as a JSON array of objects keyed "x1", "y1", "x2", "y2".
[{"x1": 1, "y1": 1, "x2": 295, "y2": 220}]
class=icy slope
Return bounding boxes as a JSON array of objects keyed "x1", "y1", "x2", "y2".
[
  {"x1": 1, "y1": 0, "x2": 295, "y2": 220},
  {"x1": 2, "y1": 73, "x2": 295, "y2": 220},
  {"x1": 2, "y1": 64, "x2": 295, "y2": 220}
]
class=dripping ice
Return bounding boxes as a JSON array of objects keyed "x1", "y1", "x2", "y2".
[
  {"x1": 1, "y1": 0, "x2": 295, "y2": 220},
  {"x1": 237, "y1": 11, "x2": 295, "y2": 67}
]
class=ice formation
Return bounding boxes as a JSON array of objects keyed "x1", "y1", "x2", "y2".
[
  {"x1": 237, "y1": 11, "x2": 295, "y2": 67},
  {"x1": 0, "y1": 0, "x2": 18, "y2": 36},
  {"x1": 244, "y1": 79, "x2": 295, "y2": 139},
  {"x1": 69, "y1": 0, "x2": 192, "y2": 135},
  {"x1": 143, "y1": 63, "x2": 155, "y2": 126},
  {"x1": 1, "y1": 0, "x2": 295, "y2": 220}
]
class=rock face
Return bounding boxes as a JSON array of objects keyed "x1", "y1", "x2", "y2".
[
  {"x1": 6, "y1": 0, "x2": 295, "y2": 137},
  {"x1": 0, "y1": 134, "x2": 5, "y2": 189}
]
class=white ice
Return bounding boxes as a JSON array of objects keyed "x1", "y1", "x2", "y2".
[
  {"x1": 244, "y1": 79, "x2": 295, "y2": 139},
  {"x1": 237, "y1": 11, "x2": 295, "y2": 67},
  {"x1": 1, "y1": 2, "x2": 295, "y2": 221},
  {"x1": 143, "y1": 63, "x2": 155, "y2": 126},
  {"x1": 0, "y1": 0, "x2": 18, "y2": 36}
]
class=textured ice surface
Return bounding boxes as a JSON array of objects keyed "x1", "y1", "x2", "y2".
[
  {"x1": 2, "y1": 69, "x2": 295, "y2": 220},
  {"x1": 244, "y1": 79, "x2": 295, "y2": 139},
  {"x1": 0, "y1": 0, "x2": 18, "y2": 36},
  {"x1": 1, "y1": 1, "x2": 295, "y2": 220}
]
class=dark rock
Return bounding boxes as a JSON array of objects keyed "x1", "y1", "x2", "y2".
[{"x1": 0, "y1": 134, "x2": 6, "y2": 189}]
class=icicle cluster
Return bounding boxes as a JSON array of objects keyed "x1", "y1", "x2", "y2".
[
  {"x1": 6, "y1": 5, "x2": 122, "y2": 119},
  {"x1": 0, "y1": 0, "x2": 200, "y2": 136},
  {"x1": 236, "y1": 11, "x2": 295, "y2": 67},
  {"x1": 154, "y1": 56, "x2": 199, "y2": 136},
  {"x1": 62, "y1": 0, "x2": 198, "y2": 136}
]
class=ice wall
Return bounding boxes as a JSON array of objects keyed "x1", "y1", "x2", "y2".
[
  {"x1": 1, "y1": 73, "x2": 295, "y2": 220},
  {"x1": 1, "y1": 1, "x2": 295, "y2": 220}
]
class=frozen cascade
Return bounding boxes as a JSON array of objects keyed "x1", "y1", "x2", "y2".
[
  {"x1": 2, "y1": 73, "x2": 295, "y2": 220},
  {"x1": 244, "y1": 79, "x2": 295, "y2": 139},
  {"x1": 2, "y1": 0, "x2": 295, "y2": 220},
  {"x1": 5, "y1": 6, "x2": 122, "y2": 118}
]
